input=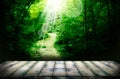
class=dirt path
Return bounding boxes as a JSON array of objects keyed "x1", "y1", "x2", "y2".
[{"x1": 36, "y1": 33, "x2": 62, "y2": 60}]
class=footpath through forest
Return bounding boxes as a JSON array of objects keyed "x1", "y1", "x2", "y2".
[{"x1": 36, "y1": 33, "x2": 62, "y2": 60}]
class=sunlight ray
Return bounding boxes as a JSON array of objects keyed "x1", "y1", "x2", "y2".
[{"x1": 41, "y1": 0, "x2": 65, "y2": 46}]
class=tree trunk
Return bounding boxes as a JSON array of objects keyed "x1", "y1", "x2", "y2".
[
  {"x1": 106, "y1": 0, "x2": 113, "y2": 45},
  {"x1": 84, "y1": 0, "x2": 88, "y2": 51},
  {"x1": 90, "y1": 1, "x2": 98, "y2": 52}
]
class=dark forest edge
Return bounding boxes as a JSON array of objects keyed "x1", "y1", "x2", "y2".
[{"x1": 0, "y1": 0, "x2": 120, "y2": 62}]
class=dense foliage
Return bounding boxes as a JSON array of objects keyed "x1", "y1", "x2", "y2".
[
  {"x1": 1, "y1": 0, "x2": 120, "y2": 61},
  {"x1": 1, "y1": 0, "x2": 46, "y2": 61},
  {"x1": 54, "y1": 0, "x2": 120, "y2": 60}
]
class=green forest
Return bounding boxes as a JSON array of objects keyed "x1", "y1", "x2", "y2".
[{"x1": 1, "y1": 0, "x2": 120, "y2": 61}]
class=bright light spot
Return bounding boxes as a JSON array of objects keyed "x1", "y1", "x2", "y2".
[
  {"x1": 89, "y1": 28, "x2": 92, "y2": 32},
  {"x1": 47, "y1": 0, "x2": 61, "y2": 12},
  {"x1": 40, "y1": 0, "x2": 64, "y2": 34},
  {"x1": 45, "y1": 0, "x2": 63, "y2": 14},
  {"x1": 29, "y1": 0, "x2": 83, "y2": 19},
  {"x1": 64, "y1": 0, "x2": 82, "y2": 18},
  {"x1": 29, "y1": 0, "x2": 46, "y2": 19}
]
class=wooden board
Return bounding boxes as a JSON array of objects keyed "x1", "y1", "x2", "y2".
[
  {"x1": 74, "y1": 61, "x2": 95, "y2": 76},
  {"x1": 0, "y1": 61, "x2": 119, "y2": 77},
  {"x1": 92, "y1": 61, "x2": 117, "y2": 76},
  {"x1": 25, "y1": 61, "x2": 46, "y2": 76},
  {"x1": 65, "y1": 61, "x2": 80, "y2": 76},
  {"x1": 0, "y1": 61, "x2": 18, "y2": 72},
  {"x1": 53, "y1": 61, "x2": 67, "y2": 76},
  {"x1": 83, "y1": 61, "x2": 108, "y2": 76},
  {"x1": 39, "y1": 61, "x2": 55, "y2": 76},
  {"x1": 101, "y1": 61, "x2": 120, "y2": 72},
  {"x1": 0, "y1": 61, "x2": 28, "y2": 76},
  {"x1": 12, "y1": 61, "x2": 36, "y2": 77}
]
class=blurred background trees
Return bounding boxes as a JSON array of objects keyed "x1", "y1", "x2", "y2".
[
  {"x1": 55, "y1": 0, "x2": 120, "y2": 60},
  {"x1": 0, "y1": 0, "x2": 120, "y2": 61}
]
